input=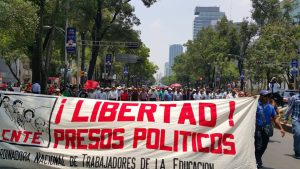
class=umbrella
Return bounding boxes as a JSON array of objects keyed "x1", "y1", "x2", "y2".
[
  {"x1": 170, "y1": 83, "x2": 182, "y2": 88},
  {"x1": 84, "y1": 80, "x2": 99, "y2": 90}
]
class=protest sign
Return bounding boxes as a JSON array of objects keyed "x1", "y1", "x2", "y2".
[{"x1": 0, "y1": 91, "x2": 257, "y2": 169}]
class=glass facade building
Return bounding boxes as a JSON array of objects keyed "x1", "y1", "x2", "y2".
[
  {"x1": 193, "y1": 7, "x2": 225, "y2": 39},
  {"x1": 168, "y1": 44, "x2": 183, "y2": 76}
]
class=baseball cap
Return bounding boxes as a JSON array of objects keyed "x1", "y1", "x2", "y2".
[{"x1": 259, "y1": 90, "x2": 270, "y2": 96}]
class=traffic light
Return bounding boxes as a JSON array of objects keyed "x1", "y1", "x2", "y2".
[{"x1": 80, "y1": 71, "x2": 84, "y2": 77}]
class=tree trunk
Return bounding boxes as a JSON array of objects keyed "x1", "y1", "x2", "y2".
[
  {"x1": 5, "y1": 61, "x2": 20, "y2": 84},
  {"x1": 41, "y1": 27, "x2": 55, "y2": 94},
  {"x1": 87, "y1": 0, "x2": 103, "y2": 80},
  {"x1": 32, "y1": 0, "x2": 45, "y2": 84},
  {"x1": 87, "y1": 0, "x2": 121, "y2": 80}
]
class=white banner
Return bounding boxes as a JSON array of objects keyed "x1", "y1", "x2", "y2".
[{"x1": 0, "y1": 91, "x2": 258, "y2": 169}]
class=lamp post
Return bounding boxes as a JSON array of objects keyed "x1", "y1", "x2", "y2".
[{"x1": 228, "y1": 54, "x2": 245, "y2": 91}]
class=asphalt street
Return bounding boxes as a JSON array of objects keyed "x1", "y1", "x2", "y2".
[{"x1": 262, "y1": 129, "x2": 300, "y2": 169}]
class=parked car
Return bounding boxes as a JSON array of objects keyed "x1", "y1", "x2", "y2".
[{"x1": 282, "y1": 90, "x2": 298, "y2": 105}]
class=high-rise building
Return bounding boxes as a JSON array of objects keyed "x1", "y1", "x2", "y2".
[
  {"x1": 289, "y1": 0, "x2": 300, "y2": 23},
  {"x1": 193, "y1": 7, "x2": 225, "y2": 39},
  {"x1": 169, "y1": 44, "x2": 183, "y2": 75},
  {"x1": 164, "y1": 62, "x2": 169, "y2": 76}
]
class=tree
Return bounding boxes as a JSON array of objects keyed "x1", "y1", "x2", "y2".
[
  {"x1": 0, "y1": 0, "x2": 37, "y2": 83},
  {"x1": 86, "y1": 0, "x2": 157, "y2": 80},
  {"x1": 251, "y1": 0, "x2": 282, "y2": 26}
]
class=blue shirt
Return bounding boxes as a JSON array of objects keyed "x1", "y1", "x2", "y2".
[
  {"x1": 164, "y1": 92, "x2": 172, "y2": 101},
  {"x1": 284, "y1": 94, "x2": 300, "y2": 122},
  {"x1": 32, "y1": 83, "x2": 41, "y2": 94},
  {"x1": 256, "y1": 101, "x2": 276, "y2": 127}
]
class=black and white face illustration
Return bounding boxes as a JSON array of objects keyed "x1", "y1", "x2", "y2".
[
  {"x1": 1, "y1": 96, "x2": 10, "y2": 107},
  {"x1": 24, "y1": 109, "x2": 35, "y2": 123},
  {"x1": 12, "y1": 100, "x2": 23, "y2": 114},
  {"x1": 35, "y1": 117, "x2": 46, "y2": 132}
]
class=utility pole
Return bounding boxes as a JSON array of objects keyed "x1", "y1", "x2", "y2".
[{"x1": 64, "y1": 0, "x2": 69, "y2": 88}]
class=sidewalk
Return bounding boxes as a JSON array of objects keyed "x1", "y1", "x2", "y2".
[{"x1": 263, "y1": 129, "x2": 299, "y2": 169}]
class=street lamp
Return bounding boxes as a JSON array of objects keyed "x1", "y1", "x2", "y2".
[{"x1": 228, "y1": 54, "x2": 245, "y2": 91}]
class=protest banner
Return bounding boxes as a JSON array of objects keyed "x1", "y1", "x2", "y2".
[{"x1": 0, "y1": 91, "x2": 258, "y2": 169}]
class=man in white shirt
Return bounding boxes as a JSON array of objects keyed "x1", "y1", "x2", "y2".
[
  {"x1": 108, "y1": 87, "x2": 118, "y2": 100},
  {"x1": 99, "y1": 88, "x2": 107, "y2": 100}
]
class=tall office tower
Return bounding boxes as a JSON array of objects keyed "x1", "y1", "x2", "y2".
[
  {"x1": 169, "y1": 44, "x2": 183, "y2": 75},
  {"x1": 289, "y1": 0, "x2": 300, "y2": 23},
  {"x1": 165, "y1": 62, "x2": 169, "y2": 77},
  {"x1": 193, "y1": 7, "x2": 225, "y2": 39}
]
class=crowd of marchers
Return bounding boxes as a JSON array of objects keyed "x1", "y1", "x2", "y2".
[
  {"x1": 53, "y1": 86, "x2": 246, "y2": 101},
  {"x1": 1, "y1": 82, "x2": 248, "y2": 101}
]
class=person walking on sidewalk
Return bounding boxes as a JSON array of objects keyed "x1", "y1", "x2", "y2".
[
  {"x1": 255, "y1": 90, "x2": 285, "y2": 168},
  {"x1": 284, "y1": 93, "x2": 300, "y2": 159}
]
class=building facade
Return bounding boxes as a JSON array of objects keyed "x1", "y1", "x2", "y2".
[
  {"x1": 164, "y1": 62, "x2": 169, "y2": 77},
  {"x1": 290, "y1": 0, "x2": 300, "y2": 23},
  {"x1": 193, "y1": 7, "x2": 225, "y2": 39},
  {"x1": 168, "y1": 44, "x2": 183, "y2": 76}
]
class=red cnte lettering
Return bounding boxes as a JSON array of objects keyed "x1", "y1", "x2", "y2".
[
  {"x1": 32, "y1": 132, "x2": 42, "y2": 144},
  {"x1": 2, "y1": 129, "x2": 10, "y2": 141},
  {"x1": 10, "y1": 130, "x2": 22, "y2": 142}
]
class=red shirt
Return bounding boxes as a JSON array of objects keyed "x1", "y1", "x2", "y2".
[{"x1": 120, "y1": 93, "x2": 130, "y2": 101}]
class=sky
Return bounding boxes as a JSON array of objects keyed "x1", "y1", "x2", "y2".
[{"x1": 129, "y1": 0, "x2": 253, "y2": 76}]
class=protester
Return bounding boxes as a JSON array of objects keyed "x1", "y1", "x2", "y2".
[
  {"x1": 139, "y1": 88, "x2": 148, "y2": 101},
  {"x1": 255, "y1": 90, "x2": 285, "y2": 168},
  {"x1": 131, "y1": 88, "x2": 139, "y2": 101},
  {"x1": 32, "y1": 82, "x2": 41, "y2": 94},
  {"x1": 108, "y1": 87, "x2": 118, "y2": 101},
  {"x1": 99, "y1": 88, "x2": 108, "y2": 100},
  {"x1": 174, "y1": 88, "x2": 183, "y2": 101},
  {"x1": 148, "y1": 87, "x2": 158, "y2": 101},
  {"x1": 268, "y1": 77, "x2": 283, "y2": 106},
  {"x1": 284, "y1": 92, "x2": 300, "y2": 159},
  {"x1": 120, "y1": 88, "x2": 130, "y2": 101},
  {"x1": 164, "y1": 88, "x2": 173, "y2": 101}
]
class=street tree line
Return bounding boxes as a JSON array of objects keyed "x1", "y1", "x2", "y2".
[
  {"x1": 0, "y1": 0, "x2": 158, "y2": 94},
  {"x1": 164, "y1": 0, "x2": 300, "y2": 92}
]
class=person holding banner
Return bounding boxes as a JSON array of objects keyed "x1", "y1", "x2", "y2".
[
  {"x1": 284, "y1": 93, "x2": 300, "y2": 159},
  {"x1": 255, "y1": 90, "x2": 285, "y2": 168}
]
